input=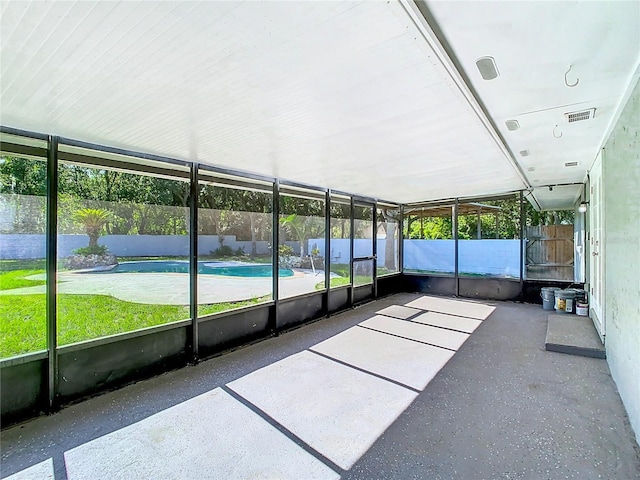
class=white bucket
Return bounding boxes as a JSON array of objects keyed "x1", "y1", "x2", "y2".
[{"x1": 576, "y1": 302, "x2": 589, "y2": 316}]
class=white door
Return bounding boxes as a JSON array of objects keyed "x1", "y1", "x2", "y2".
[{"x1": 589, "y1": 152, "x2": 605, "y2": 340}]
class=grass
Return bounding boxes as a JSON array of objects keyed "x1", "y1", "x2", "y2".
[
  {"x1": 0, "y1": 258, "x2": 46, "y2": 271},
  {"x1": 0, "y1": 293, "x2": 270, "y2": 358},
  {"x1": 0, "y1": 263, "x2": 271, "y2": 358},
  {"x1": 0, "y1": 269, "x2": 45, "y2": 290},
  {"x1": 314, "y1": 275, "x2": 377, "y2": 290},
  {"x1": 314, "y1": 263, "x2": 399, "y2": 290},
  {"x1": 0, "y1": 256, "x2": 397, "y2": 358}
]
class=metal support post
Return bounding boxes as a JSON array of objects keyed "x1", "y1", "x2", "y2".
[
  {"x1": 272, "y1": 180, "x2": 280, "y2": 330},
  {"x1": 189, "y1": 163, "x2": 199, "y2": 362},
  {"x1": 46, "y1": 136, "x2": 59, "y2": 411},
  {"x1": 454, "y1": 199, "x2": 459, "y2": 297}
]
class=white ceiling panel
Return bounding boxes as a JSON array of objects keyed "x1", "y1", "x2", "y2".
[
  {"x1": 529, "y1": 185, "x2": 583, "y2": 211},
  {"x1": 425, "y1": 0, "x2": 640, "y2": 208},
  {"x1": 1, "y1": 1, "x2": 637, "y2": 208},
  {"x1": 1, "y1": 0, "x2": 526, "y2": 204}
]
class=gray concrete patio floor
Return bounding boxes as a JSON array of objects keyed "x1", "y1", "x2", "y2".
[{"x1": 1, "y1": 294, "x2": 639, "y2": 479}]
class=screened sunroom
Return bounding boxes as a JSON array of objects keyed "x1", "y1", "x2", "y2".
[{"x1": 1, "y1": 1, "x2": 639, "y2": 477}]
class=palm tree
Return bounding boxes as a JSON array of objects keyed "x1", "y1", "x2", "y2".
[
  {"x1": 73, "y1": 208, "x2": 110, "y2": 250},
  {"x1": 279, "y1": 213, "x2": 323, "y2": 259}
]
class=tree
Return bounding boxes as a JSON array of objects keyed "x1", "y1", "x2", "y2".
[
  {"x1": 73, "y1": 208, "x2": 110, "y2": 250},
  {"x1": 279, "y1": 213, "x2": 323, "y2": 258},
  {"x1": 378, "y1": 208, "x2": 400, "y2": 270}
]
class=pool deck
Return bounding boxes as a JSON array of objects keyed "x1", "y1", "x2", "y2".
[{"x1": 0, "y1": 269, "x2": 326, "y2": 304}]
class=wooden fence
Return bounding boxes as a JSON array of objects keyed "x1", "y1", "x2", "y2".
[{"x1": 525, "y1": 225, "x2": 574, "y2": 281}]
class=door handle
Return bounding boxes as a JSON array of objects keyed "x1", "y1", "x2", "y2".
[{"x1": 592, "y1": 252, "x2": 598, "y2": 256}]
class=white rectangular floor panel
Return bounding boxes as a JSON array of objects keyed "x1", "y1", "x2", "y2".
[
  {"x1": 412, "y1": 311, "x2": 483, "y2": 333},
  {"x1": 311, "y1": 326, "x2": 455, "y2": 390},
  {"x1": 360, "y1": 315, "x2": 469, "y2": 351},
  {"x1": 64, "y1": 388, "x2": 338, "y2": 480},
  {"x1": 375, "y1": 305, "x2": 422, "y2": 319},
  {"x1": 405, "y1": 295, "x2": 496, "y2": 320},
  {"x1": 4, "y1": 459, "x2": 54, "y2": 480},
  {"x1": 227, "y1": 350, "x2": 417, "y2": 470}
]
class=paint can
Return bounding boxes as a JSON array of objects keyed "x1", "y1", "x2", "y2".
[
  {"x1": 570, "y1": 289, "x2": 587, "y2": 313},
  {"x1": 541, "y1": 287, "x2": 561, "y2": 310},
  {"x1": 571, "y1": 288, "x2": 587, "y2": 305},
  {"x1": 554, "y1": 289, "x2": 576, "y2": 314},
  {"x1": 576, "y1": 301, "x2": 589, "y2": 316}
]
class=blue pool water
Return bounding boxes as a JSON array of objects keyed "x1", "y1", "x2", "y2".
[{"x1": 91, "y1": 261, "x2": 294, "y2": 278}]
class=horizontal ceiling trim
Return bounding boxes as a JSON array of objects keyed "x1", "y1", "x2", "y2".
[
  {"x1": 0, "y1": 125, "x2": 49, "y2": 141},
  {"x1": 406, "y1": 191, "x2": 521, "y2": 208},
  {"x1": 197, "y1": 173, "x2": 273, "y2": 194},
  {"x1": 58, "y1": 151, "x2": 190, "y2": 181},
  {"x1": 58, "y1": 136, "x2": 191, "y2": 169},
  {"x1": 0, "y1": 142, "x2": 47, "y2": 159},
  {"x1": 198, "y1": 164, "x2": 275, "y2": 185}
]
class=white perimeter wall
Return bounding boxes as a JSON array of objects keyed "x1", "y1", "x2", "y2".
[
  {"x1": 0, "y1": 235, "x2": 276, "y2": 259},
  {"x1": 310, "y1": 238, "x2": 520, "y2": 277},
  {"x1": 602, "y1": 78, "x2": 640, "y2": 442},
  {"x1": 404, "y1": 239, "x2": 520, "y2": 276}
]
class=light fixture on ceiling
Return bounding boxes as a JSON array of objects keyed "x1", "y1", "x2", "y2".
[
  {"x1": 527, "y1": 166, "x2": 536, "y2": 172},
  {"x1": 578, "y1": 202, "x2": 589, "y2": 213},
  {"x1": 505, "y1": 120, "x2": 520, "y2": 131},
  {"x1": 565, "y1": 161, "x2": 578, "y2": 167},
  {"x1": 476, "y1": 56, "x2": 499, "y2": 80},
  {"x1": 519, "y1": 150, "x2": 530, "y2": 157}
]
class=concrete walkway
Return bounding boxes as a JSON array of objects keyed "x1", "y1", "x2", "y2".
[
  {"x1": 0, "y1": 270, "x2": 326, "y2": 304},
  {"x1": 2, "y1": 294, "x2": 639, "y2": 479}
]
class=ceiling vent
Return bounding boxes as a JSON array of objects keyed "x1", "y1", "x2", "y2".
[
  {"x1": 565, "y1": 161, "x2": 579, "y2": 167},
  {"x1": 565, "y1": 108, "x2": 596, "y2": 123}
]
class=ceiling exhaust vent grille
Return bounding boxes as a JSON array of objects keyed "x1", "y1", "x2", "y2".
[
  {"x1": 565, "y1": 108, "x2": 596, "y2": 123},
  {"x1": 565, "y1": 161, "x2": 579, "y2": 167}
]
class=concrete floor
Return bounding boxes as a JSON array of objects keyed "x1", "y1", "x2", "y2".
[
  {"x1": 1, "y1": 269, "x2": 326, "y2": 304},
  {"x1": 1, "y1": 294, "x2": 639, "y2": 479}
]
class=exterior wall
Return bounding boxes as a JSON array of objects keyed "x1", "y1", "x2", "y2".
[{"x1": 602, "y1": 78, "x2": 640, "y2": 441}]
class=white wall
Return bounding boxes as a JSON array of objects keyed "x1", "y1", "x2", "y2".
[
  {"x1": 0, "y1": 234, "x2": 272, "y2": 259},
  {"x1": 310, "y1": 238, "x2": 519, "y2": 276},
  {"x1": 403, "y1": 239, "x2": 520, "y2": 277},
  {"x1": 602, "y1": 78, "x2": 640, "y2": 442},
  {"x1": 309, "y1": 238, "x2": 384, "y2": 261}
]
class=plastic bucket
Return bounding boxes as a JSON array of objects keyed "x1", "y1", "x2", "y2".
[
  {"x1": 541, "y1": 287, "x2": 561, "y2": 310},
  {"x1": 576, "y1": 301, "x2": 589, "y2": 316},
  {"x1": 554, "y1": 289, "x2": 576, "y2": 314},
  {"x1": 568, "y1": 289, "x2": 587, "y2": 313}
]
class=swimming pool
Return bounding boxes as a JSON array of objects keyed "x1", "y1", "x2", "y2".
[{"x1": 89, "y1": 261, "x2": 294, "y2": 278}]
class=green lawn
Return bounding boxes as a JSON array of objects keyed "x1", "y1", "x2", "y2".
[
  {"x1": 0, "y1": 256, "x2": 398, "y2": 358},
  {"x1": 314, "y1": 262, "x2": 399, "y2": 290},
  {"x1": 0, "y1": 269, "x2": 46, "y2": 290},
  {"x1": 0, "y1": 293, "x2": 270, "y2": 358},
  {"x1": 0, "y1": 263, "x2": 270, "y2": 358}
]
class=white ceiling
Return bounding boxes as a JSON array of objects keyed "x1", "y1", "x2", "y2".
[
  {"x1": 1, "y1": 1, "x2": 638, "y2": 208},
  {"x1": 425, "y1": 0, "x2": 640, "y2": 208}
]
